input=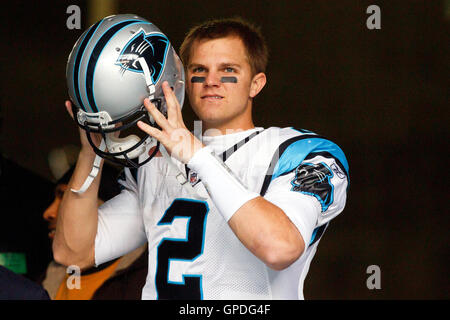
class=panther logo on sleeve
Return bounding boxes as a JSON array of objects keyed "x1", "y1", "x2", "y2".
[{"x1": 291, "y1": 162, "x2": 334, "y2": 212}]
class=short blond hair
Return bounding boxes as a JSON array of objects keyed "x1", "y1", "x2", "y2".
[{"x1": 180, "y1": 17, "x2": 268, "y2": 76}]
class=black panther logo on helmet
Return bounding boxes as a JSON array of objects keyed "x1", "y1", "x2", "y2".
[{"x1": 116, "y1": 30, "x2": 169, "y2": 84}]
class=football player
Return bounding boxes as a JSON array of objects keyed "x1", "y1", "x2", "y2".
[{"x1": 54, "y1": 15, "x2": 349, "y2": 299}]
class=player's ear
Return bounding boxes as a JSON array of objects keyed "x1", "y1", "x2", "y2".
[{"x1": 249, "y1": 72, "x2": 266, "y2": 98}]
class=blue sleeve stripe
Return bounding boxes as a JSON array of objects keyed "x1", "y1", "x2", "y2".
[
  {"x1": 259, "y1": 134, "x2": 349, "y2": 196},
  {"x1": 271, "y1": 137, "x2": 349, "y2": 181},
  {"x1": 260, "y1": 134, "x2": 322, "y2": 196}
]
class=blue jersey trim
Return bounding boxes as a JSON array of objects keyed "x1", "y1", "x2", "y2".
[{"x1": 271, "y1": 137, "x2": 349, "y2": 182}]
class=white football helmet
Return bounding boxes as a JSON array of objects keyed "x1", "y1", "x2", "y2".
[{"x1": 66, "y1": 14, "x2": 185, "y2": 168}]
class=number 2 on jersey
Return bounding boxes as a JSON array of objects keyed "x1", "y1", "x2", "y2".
[{"x1": 156, "y1": 198, "x2": 209, "y2": 299}]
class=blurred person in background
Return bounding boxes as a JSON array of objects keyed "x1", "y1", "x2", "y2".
[{"x1": 40, "y1": 162, "x2": 148, "y2": 300}]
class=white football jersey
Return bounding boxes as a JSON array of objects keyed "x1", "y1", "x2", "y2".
[{"x1": 95, "y1": 127, "x2": 349, "y2": 299}]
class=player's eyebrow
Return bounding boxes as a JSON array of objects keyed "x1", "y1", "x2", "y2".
[
  {"x1": 219, "y1": 62, "x2": 240, "y2": 67},
  {"x1": 188, "y1": 62, "x2": 242, "y2": 70},
  {"x1": 188, "y1": 63, "x2": 206, "y2": 70}
]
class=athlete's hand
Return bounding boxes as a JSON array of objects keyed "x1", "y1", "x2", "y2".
[
  {"x1": 65, "y1": 100, "x2": 101, "y2": 157},
  {"x1": 137, "y1": 81, "x2": 204, "y2": 164}
]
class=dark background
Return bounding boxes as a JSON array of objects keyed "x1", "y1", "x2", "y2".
[{"x1": 0, "y1": 0, "x2": 448, "y2": 299}]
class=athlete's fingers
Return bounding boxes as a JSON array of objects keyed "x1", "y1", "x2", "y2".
[
  {"x1": 162, "y1": 81, "x2": 180, "y2": 124},
  {"x1": 137, "y1": 120, "x2": 166, "y2": 144},
  {"x1": 143, "y1": 98, "x2": 169, "y2": 131},
  {"x1": 176, "y1": 97, "x2": 183, "y2": 121},
  {"x1": 163, "y1": 81, "x2": 184, "y2": 123}
]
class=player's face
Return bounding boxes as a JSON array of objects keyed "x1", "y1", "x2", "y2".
[
  {"x1": 43, "y1": 184, "x2": 104, "y2": 240},
  {"x1": 42, "y1": 184, "x2": 67, "y2": 240},
  {"x1": 186, "y1": 36, "x2": 266, "y2": 133}
]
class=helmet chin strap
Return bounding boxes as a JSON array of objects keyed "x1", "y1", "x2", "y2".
[
  {"x1": 71, "y1": 139, "x2": 106, "y2": 194},
  {"x1": 71, "y1": 133, "x2": 151, "y2": 194},
  {"x1": 139, "y1": 57, "x2": 155, "y2": 100}
]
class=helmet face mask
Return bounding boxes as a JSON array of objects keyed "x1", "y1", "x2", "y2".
[
  {"x1": 71, "y1": 101, "x2": 160, "y2": 168},
  {"x1": 66, "y1": 14, "x2": 185, "y2": 168}
]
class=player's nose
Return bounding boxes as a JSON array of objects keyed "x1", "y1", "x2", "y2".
[
  {"x1": 43, "y1": 198, "x2": 61, "y2": 222},
  {"x1": 204, "y1": 70, "x2": 221, "y2": 87}
]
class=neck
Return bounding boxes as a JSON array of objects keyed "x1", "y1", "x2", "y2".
[
  {"x1": 201, "y1": 103, "x2": 255, "y2": 136},
  {"x1": 202, "y1": 121, "x2": 255, "y2": 136}
]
